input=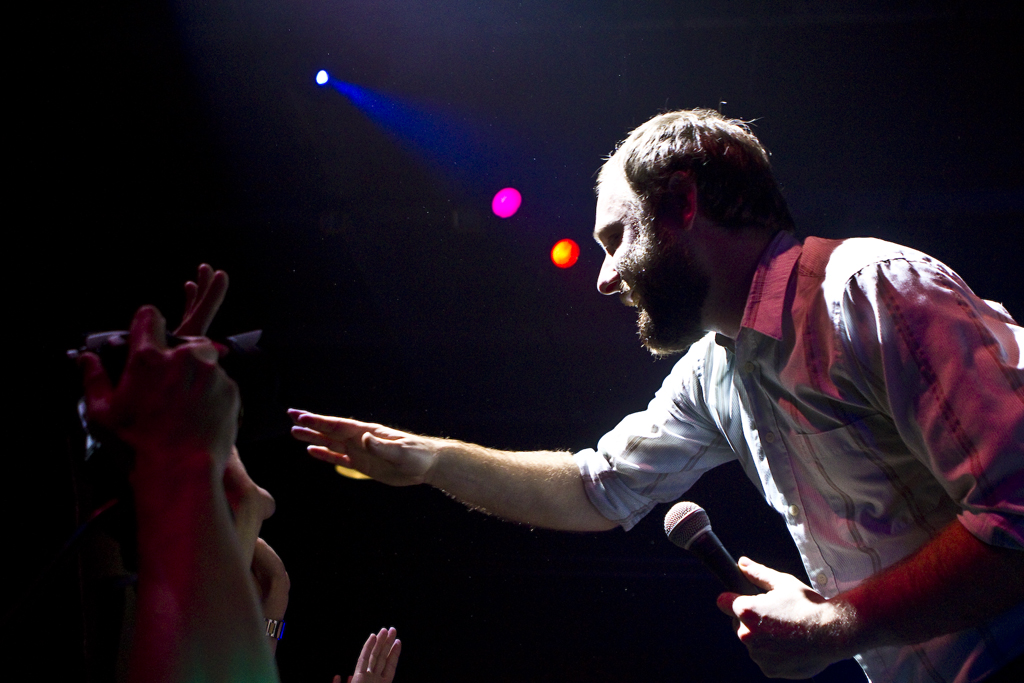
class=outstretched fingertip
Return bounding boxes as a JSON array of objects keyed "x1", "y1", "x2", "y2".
[
  {"x1": 307, "y1": 445, "x2": 350, "y2": 468},
  {"x1": 135, "y1": 303, "x2": 163, "y2": 320},
  {"x1": 130, "y1": 304, "x2": 167, "y2": 348},
  {"x1": 183, "y1": 279, "x2": 198, "y2": 297}
]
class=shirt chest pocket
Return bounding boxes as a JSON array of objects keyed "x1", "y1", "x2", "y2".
[{"x1": 782, "y1": 415, "x2": 954, "y2": 535}]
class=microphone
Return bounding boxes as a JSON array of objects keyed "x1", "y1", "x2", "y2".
[{"x1": 664, "y1": 502, "x2": 762, "y2": 595}]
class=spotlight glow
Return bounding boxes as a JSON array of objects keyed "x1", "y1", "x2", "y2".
[
  {"x1": 551, "y1": 239, "x2": 580, "y2": 268},
  {"x1": 336, "y1": 464, "x2": 372, "y2": 480},
  {"x1": 316, "y1": 70, "x2": 329, "y2": 85},
  {"x1": 491, "y1": 187, "x2": 522, "y2": 218}
]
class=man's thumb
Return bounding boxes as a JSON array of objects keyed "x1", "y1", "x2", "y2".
[{"x1": 737, "y1": 556, "x2": 780, "y2": 591}]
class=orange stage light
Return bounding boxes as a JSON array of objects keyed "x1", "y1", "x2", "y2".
[{"x1": 551, "y1": 238, "x2": 580, "y2": 268}]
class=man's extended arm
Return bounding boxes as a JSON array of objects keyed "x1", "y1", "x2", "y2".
[
  {"x1": 289, "y1": 410, "x2": 617, "y2": 532},
  {"x1": 719, "y1": 519, "x2": 1024, "y2": 679}
]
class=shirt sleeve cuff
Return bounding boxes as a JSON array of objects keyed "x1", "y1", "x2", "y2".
[
  {"x1": 958, "y1": 508, "x2": 1024, "y2": 550},
  {"x1": 574, "y1": 448, "x2": 657, "y2": 532}
]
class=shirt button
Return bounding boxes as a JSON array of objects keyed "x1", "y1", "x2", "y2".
[
  {"x1": 764, "y1": 431, "x2": 775, "y2": 443},
  {"x1": 744, "y1": 361, "x2": 755, "y2": 373},
  {"x1": 788, "y1": 504, "x2": 800, "y2": 518},
  {"x1": 815, "y1": 572, "x2": 828, "y2": 586}
]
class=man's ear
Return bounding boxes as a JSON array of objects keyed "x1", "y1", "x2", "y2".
[{"x1": 666, "y1": 170, "x2": 698, "y2": 230}]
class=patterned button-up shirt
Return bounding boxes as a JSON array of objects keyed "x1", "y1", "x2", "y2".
[{"x1": 576, "y1": 231, "x2": 1024, "y2": 683}]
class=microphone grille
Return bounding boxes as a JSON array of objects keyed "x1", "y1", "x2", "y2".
[{"x1": 664, "y1": 502, "x2": 711, "y2": 549}]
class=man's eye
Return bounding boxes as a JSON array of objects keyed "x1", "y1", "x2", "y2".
[{"x1": 605, "y1": 231, "x2": 623, "y2": 254}]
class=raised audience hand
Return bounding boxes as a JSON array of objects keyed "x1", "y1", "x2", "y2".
[
  {"x1": 81, "y1": 305, "x2": 239, "y2": 483},
  {"x1": 224, "y1": 446, "x2": 276, "y2": 564},
  {"x1": 174, "y1": 263, "x2": 229, "y2": 337},
  {"x1": 81, "y1": 304, "x2": 276, "y2": 682},
  {"x1": 333, "y1": 628, "x2": 401, "y2": 683},
  {"x1": 251, "y1": 538, "x2": 289, "y2": 655}
]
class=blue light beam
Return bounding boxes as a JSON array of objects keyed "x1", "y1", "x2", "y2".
[{"x1": 326, "y1": 80, "x2": 514, "y2": 189}]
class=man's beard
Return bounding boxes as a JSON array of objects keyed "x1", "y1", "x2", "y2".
[{"x1": 620, "y1": 222, "x2": 710, "y2": 357}]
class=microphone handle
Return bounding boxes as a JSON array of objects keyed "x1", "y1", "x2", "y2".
[{"x1": 689, "y1": 530, "x2": 762, "y2": 595}]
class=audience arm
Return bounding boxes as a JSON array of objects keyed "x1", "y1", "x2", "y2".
[{"x1": 82, "y1": 305, "x2": 278, "y2": 683}]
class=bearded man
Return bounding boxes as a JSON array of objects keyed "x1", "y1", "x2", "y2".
[{"x1": 292, "y1": 109, "x2": 1024, "y2": 683}]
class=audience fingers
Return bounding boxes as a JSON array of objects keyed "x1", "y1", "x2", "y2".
[
  {"x1": 378, "y1": 627, "x2": 397, "y2": 660},
  {"x1": 79, "y1": 352, "x2": 114, "y2": 417},
  {"x1": 234, "y1": 466, "x2": 276, "y2": 557},
  {"x1": 176, "y1": 337, "x2": 221, "y2": 365},
  {"x1": 183, "y1": 280, "x2": 199, "y2": 315},
  {"x1": 128, "y1": 305, "x2": 168, "y2": 353},
  {"x1": 196, "y1": 262, "x2": 213, "y2": 293},
  {"x1": 354, "y1": 632, "x2": 377, "y2": 674},
  {"x1": 190, "y1": 267, "x2": 228, "y2": 335},
  {"x1": 368, "y1": 627, "x2": 391, "y2": 671},
  {"x1": 250, "y1": 538, "x2": 289, "y2": 623},
  {"x1": 175, "y1": 264, "x2": 229, "y2": 336},
  {"x1": 382, "y1": 638, "x2": 401, "y2": 683},
  {"x1": 376, "y1": 628, "x2": 398, "y2": 673}
]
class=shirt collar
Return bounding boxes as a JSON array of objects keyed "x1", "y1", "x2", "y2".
[{"x1": 737, "y1": 230, "x2": 802, "y2": 341}]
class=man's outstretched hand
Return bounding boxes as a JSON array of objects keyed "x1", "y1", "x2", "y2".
[
  {"x1": 716, "y1": 557, "x2": 854, "y2": 679},
  {"x1": 289, "y1": 410, "x2": 438, "y2": 486}
]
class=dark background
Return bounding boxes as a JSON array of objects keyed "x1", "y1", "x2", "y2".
[{"x1": 16, "y1": 1, "x2": 1022, "y2": 681}]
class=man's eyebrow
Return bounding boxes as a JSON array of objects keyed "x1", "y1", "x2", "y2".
[{"x1": 593, "y1": 221, "x2": 622, "y2": 246}]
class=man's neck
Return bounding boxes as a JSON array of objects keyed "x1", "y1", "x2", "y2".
[{"x1": 698, "y1": 224, "x2": 779, "y2": 339}]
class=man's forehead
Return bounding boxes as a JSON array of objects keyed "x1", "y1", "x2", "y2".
[
  {"x1": 594, "y1": 172, "x2": 636, "y2": 230},
  {"x1": 597, "y1": 162, "x2": 631, "y2": 196}
]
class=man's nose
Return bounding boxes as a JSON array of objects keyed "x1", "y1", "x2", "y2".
[{"x1": 597, "y1": 254, "x2": 622, "y2": 295}]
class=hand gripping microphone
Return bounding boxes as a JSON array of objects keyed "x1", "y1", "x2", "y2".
[{"x1": 664, "y1": 502, "x2": 762, "y2": 595}]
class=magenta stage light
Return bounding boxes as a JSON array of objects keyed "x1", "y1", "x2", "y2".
[
  {"x1": 316, "y1": 70, "x2": 329, "y2": 85},
  {"x1": 491, "y1": 187, "x2": 522, "y2": 218}
]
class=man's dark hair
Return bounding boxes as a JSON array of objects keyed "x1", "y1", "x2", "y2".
[{"x1": 600, "y1": 109, "x2": 794, "y2": 233}]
